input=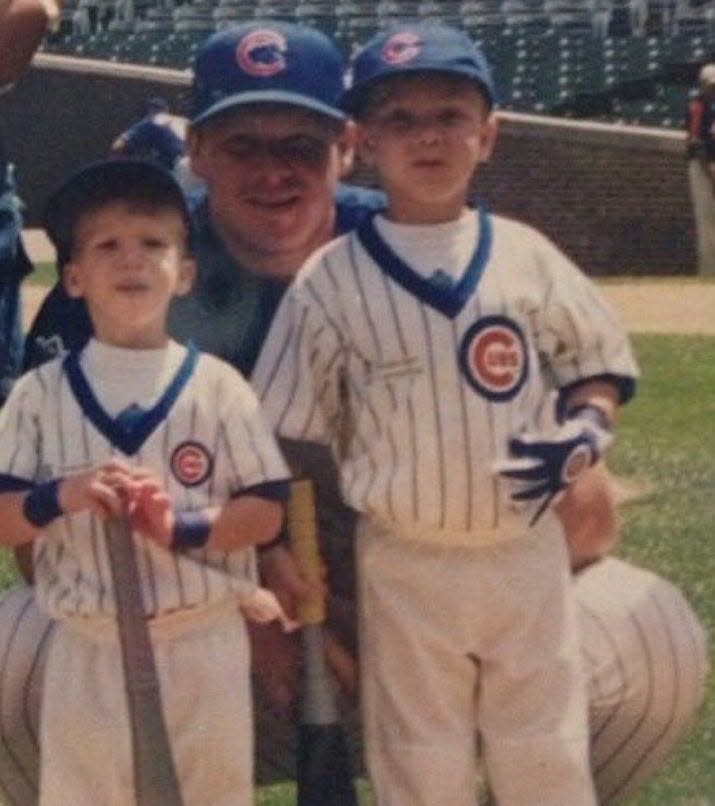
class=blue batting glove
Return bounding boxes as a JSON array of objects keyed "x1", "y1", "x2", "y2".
[{"x1": 497, "y1": 406, "x2": 613, "y2": 525}]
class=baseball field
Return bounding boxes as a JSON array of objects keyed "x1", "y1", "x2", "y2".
[{"x1": 3, "y1": 257, "x2": 714, "y2": 804}]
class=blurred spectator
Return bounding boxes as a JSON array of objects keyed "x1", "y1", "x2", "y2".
[
  {"x1": 110, "y1": 96, "x2": 186, "y2": 171},
  {"x1": 686, "y1": 63, "x2": 715, "y2": 275},
  {"x1": 0, "y1": 0, "x2": 60, "y2": 404},
  {"x1": 590, "y1": 0, "x2": 613, "y2": 37}
]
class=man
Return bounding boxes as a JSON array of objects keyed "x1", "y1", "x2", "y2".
[
  {"x1": 4, "y1": 21, "x2": 709, "y2": 805},
  {"x1": 686, "y1": 62, "x2": 715, "y2": 275}
]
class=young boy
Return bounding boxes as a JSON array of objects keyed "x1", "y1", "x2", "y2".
[
  {"x1": 0, "y1": 159, "x2": 292, "y2": 804},
  {"x1": 252, "y1": 24, "x2": 639, "y2": 805}
]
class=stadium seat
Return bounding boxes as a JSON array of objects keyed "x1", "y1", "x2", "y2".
[
  {"x1": 134, "y1": 6, "x2": 174, "y2": 33},
  {"x1": 253, "y1": 0, "x2": 297, "y2": 22},
  {"x1": 376, "y1": 0, "x2": 422, "y2": 26},
  {"x1": 295, "y1": 2, "x2": 339, "y2": 37},
  {"x1": 173, "y1": 3, "x2": 215, "y2": 33},
  {"x1": 418, "y1": 1, "x2": 462, "y2": 26},
  {"x1": 213, "y1": 1, "x2": 255, "y2": 29},
  {"x1": 335, "y1": 0, "x2": 379, "y2": 53},
  {"x1": 503, "y1": 0, "x2": 551, "y2": 31},
  {"x1": 460, "y1": 0, "x2": 506, "y2": 26}
]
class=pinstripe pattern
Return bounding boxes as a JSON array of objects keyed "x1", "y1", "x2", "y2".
[
  {"x1": 0, "y1": 587, "x2": 46, "y2": 806},
  {"x1": 576, "y1": 557, "x2": 709, "y2": 804},
  {"x1": 0, "y1": 560, "x2": 706, "y2": 802},
  {"x1": 253, "y1": 212, "x2": 638, "y2": 548},
  {"x1": 0, "y1": 340, "x2": 288, "y2": 620}
]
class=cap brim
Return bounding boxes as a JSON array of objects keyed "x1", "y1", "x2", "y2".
[{"x1": 192, "y1": 90, "x2": 346, "y2": 126}]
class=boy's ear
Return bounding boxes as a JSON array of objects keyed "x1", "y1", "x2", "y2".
[
  {"x1": 335, "y1": 120, "x2": 357, "y2": 179},
  {"x1": 63, "y1": 261, "x2": 84, "y2": 299},
  {"x1": 186, "y1": 127, "x2": 206, "y2": 180},
  {"x1": 355, "y1": 122, "x2": 377, "y2": 169},
  {"x1": 176, "y1": 256, "x2": 196, "y2": 297},
  {"x1": 477, "y1": 112, "x2": 499, "y2": 164}
]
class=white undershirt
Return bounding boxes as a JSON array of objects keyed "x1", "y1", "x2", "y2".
[
  {"x1": 373, "y1": 209, "x2": 478, "y2": 282},
  {"x1": 79, "y1": 338, "x2": 186, "y2": 417}
]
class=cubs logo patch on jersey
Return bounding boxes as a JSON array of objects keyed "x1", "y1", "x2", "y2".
[
  {"x1": 170, "y1": 441, "x2": 213, "y2": 487},
  {"x1": 459, "y1": 315, "x2": 528, "y2": 401},
  {"x1": 236, "y1": 29, "x2": 287, "y2": 77}
]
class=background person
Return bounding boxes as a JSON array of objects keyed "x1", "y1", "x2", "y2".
[
  {"x1": 109, "y1": 95, "x2": 186, "y2": 172},
  {"x1": 0, "y1": 0, "x2": 61, "y2": 408},
  {"x1": 686, "y1": 63, "x2": 715, "y2": 275},
  {"x1": 2, "y1": 20, "x2": 709, "y2": 806}
]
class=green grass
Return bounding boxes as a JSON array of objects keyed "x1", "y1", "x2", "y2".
[
  {"x1": 25, "y1": 262, "x2": 56, "y2": 288},
  {"x1": 0, "y1": 333, "x2": 712, "y2": 804},
  {"x1": 607, "y1": 334, "x2": 715, "y2": 805}
]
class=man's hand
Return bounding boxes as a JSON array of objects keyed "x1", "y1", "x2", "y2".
[
  {"x1": 250, "y1": 544, "x2": 312, "y2": 713},
  {"x1": 0, "y1": 0, "x2": 59, "y2": 86},
  {"x1": 554, "y1": 461, "x2": 619, "y2": 571}
]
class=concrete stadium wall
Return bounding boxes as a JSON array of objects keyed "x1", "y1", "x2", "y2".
[{"x1": 0, "y1": 54, "x2": 695, "y2": 276}]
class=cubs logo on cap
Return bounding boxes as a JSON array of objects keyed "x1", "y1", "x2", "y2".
[
  {"x1": 381, "y1": 31, "x2": 421, "y2": 65},
  {"x1": 459, "y1": 316, "x2": 528, "y2": 402},
  {"x1": 236, "y1": 28, "x2": 287, "y2": 77},
  {"x1": 171, "y1": 441, "x2": 213, "y2": 487}
]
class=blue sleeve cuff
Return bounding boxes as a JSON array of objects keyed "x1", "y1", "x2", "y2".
[
  {"x1": 557, "y1": 374, "x2": 636, "y2": 421},
  {"x1": 231, "y1": 479, "x2": 291, "y2": 502}
]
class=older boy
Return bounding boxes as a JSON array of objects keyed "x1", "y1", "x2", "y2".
[
  {"x1": 0, "y1": 159, "x2": 291, "y2": 804},
  {"x1": 253, "y1": 24, "x2": 641, "y2": 804}
]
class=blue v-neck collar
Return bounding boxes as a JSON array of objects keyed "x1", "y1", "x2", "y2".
[
  {"x1": 355, "y1": 206, "x2": 492, "y2": 318},
  {"x1": 63, "y1": 342, "x2": 199, "y2": 456}
]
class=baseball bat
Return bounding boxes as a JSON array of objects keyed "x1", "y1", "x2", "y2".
[
  {"x1": 105, "y1": 515, "x2": 184, "y2": 806},
  {"x1": 287, "y1": 479, "x2": 358, "y2": 806}
]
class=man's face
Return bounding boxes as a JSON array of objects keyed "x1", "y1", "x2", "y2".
[{"x1": 189, "y1": 105, "x2": 353, "y2": 276}]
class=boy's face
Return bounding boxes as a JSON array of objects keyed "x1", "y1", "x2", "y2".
[
  {"x1": 188, "y1": 105, "x2": 355, "y2": 276},
  {"x1": 64, "y1": 201, "x2": 195, "y2": 349},
  {"x1": 357, "y1": 74, "x2": 497, "y2": 224}
]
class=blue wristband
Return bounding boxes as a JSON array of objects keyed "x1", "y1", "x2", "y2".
[
  {"x1": 171, "y1": 511, "x2": 211, "y2": 550},
  {"x1": 23, "y1": 479, "x2": 64, "y2": 528}
]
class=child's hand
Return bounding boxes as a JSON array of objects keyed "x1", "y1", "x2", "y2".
[
  {"x1": 124, "y1": 469, "x2": 174, "y2": 548},
  {"x1": 240, "y1": 587, "x2": 300, "y2": 633},
  {"x1": 58, "y1": 459, "x2": 134, "y2": 519}
]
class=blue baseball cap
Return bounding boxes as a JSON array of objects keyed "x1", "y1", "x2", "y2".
[
  {"x1": 44, "y1": 160, "x2": 192, "y2": 267},
  {"x1": 341, "y1": 23, "x2": 497, "y2": 115},
  {"x1": 191, "y1": 22, "x2": 347, "y2": 126}
]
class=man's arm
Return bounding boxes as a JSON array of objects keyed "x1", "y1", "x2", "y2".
[{"x1": 0, "y1": 0, "x2": 60, "y2": 87}]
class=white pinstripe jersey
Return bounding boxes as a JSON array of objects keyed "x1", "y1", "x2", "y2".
[
  {"x1": 253, "y1": 209, "x2": 639, "y2": 548},
  {"x1": 0, "y1": 339, "x2": 289, "y2": 619}
]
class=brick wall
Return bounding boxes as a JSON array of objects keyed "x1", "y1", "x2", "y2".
[
  {"x1": 479, "y1": 115, "x2": 694, "y2": 275},
  {"x1": 0, "y1": 54, "x2": 695, "y2": 275}
]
